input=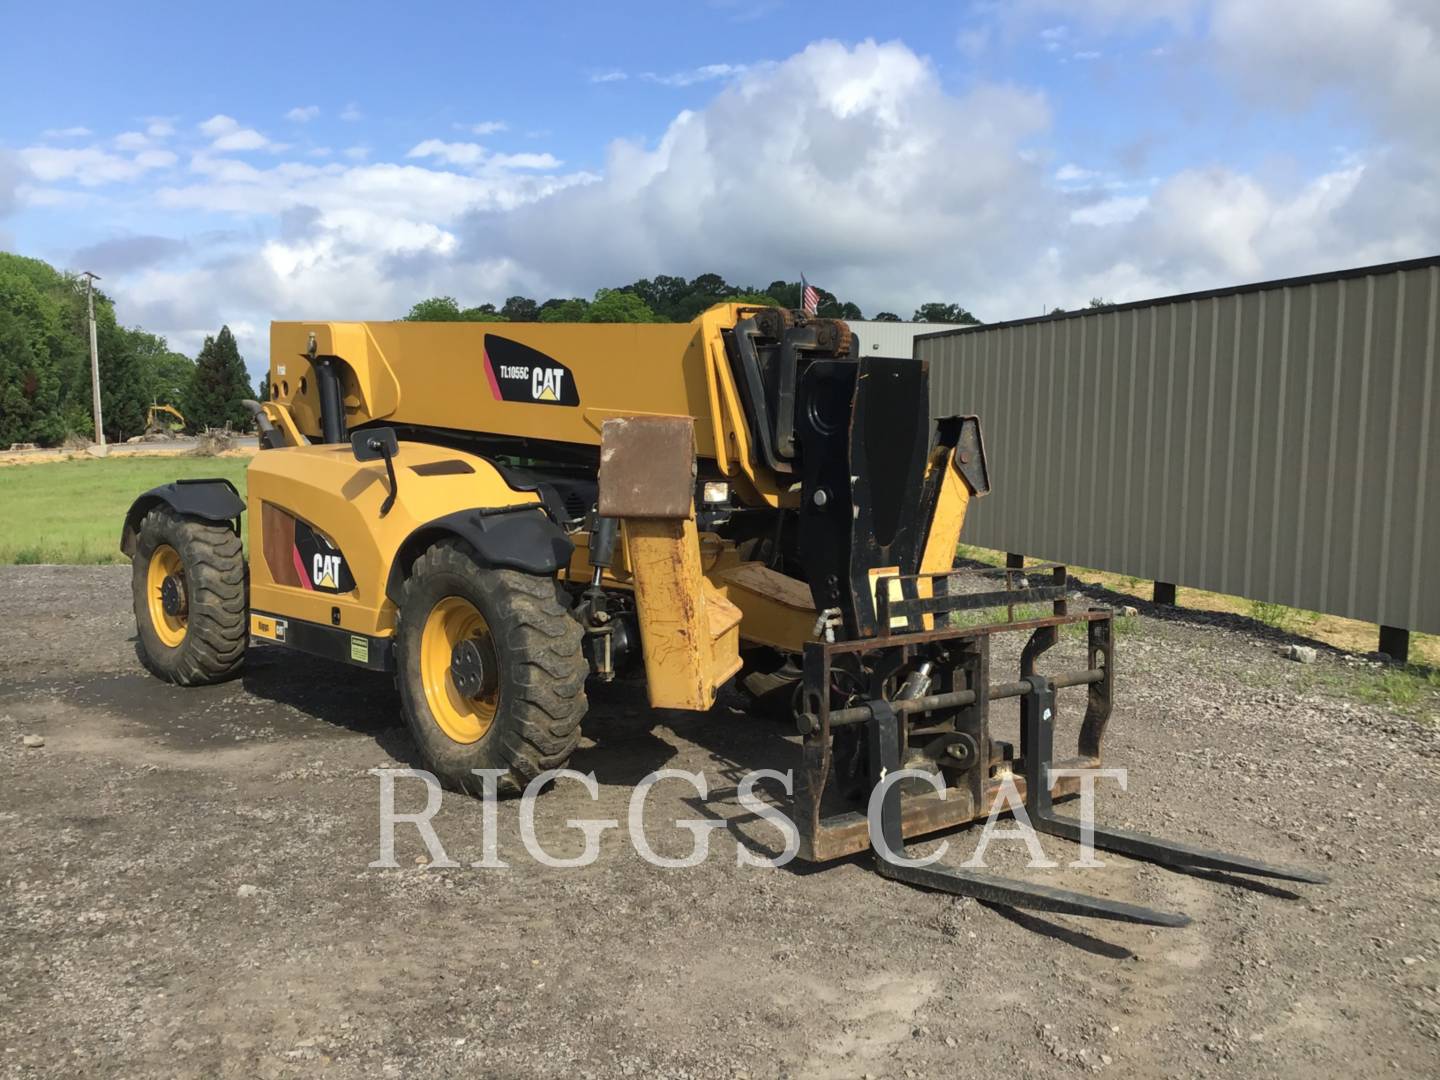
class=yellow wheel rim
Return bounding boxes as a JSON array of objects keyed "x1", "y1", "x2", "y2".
[
  {"x1": 420, "y1": 596, "x2": 498, "y2": 744},
  {"x1": 146, "y1": 544, "x2": 188, "y2": 648}
]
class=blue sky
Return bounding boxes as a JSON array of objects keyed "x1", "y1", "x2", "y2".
[{"x1": 2, "y1": 1, "x2": 1436, "y2": 377}]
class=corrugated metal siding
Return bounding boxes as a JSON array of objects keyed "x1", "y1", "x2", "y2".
[
  {"x1": 921, "y1": 259, "x2": 1440, "y2": 635},
  {"x1": 848, "y1": 320, "x2": 972, "y2": 359}
]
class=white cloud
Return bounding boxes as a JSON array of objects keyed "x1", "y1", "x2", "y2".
[
  {"x1": 213, "y1": 128, "x2": 275, "y2": 152},
  {"x1": 407, "y1": 139, "x2": 485, "y2": 167},
  {"x1": 114, "y1": 131, "x2": 151, "y2": 150},
  {"x1": 642, "y1": 63, "x2": 748, "y2": 87},
  {"x1": 1070, "y1": 194, "x2": 1148, "y2": 226},
  {"x1": 340, "y1": 103, "x2": 363, "y2": 122},
  {"x1": 490, "y1": 152, "x2": 561, "y2": 170},
  {"x1": 463, "y1": 120, "x2": 508, "y2": 135},
  {"x1": 19, "y1": 145, "x2": 175, "y2": 186},
  {"x1": 407, "y1": 140, "x2": 561, "y2": 171},
  {"x1": 465, "y1": 40, "x2": 1053, "y2": 314},
  {"x1": 590, "y1": 70, "x2": 628, "y2": 83},
  {"x1": 0, "y1": 149, "x2": 25, "y2": 217},
  {"x1": 145, "y1": 117, "x2": 176, "y2": 138},
  {"x1": 285, "y1": 105, "x2": 321, "y2": 123},
  {"x1": 199, "y1": 115, "x2": 240, "y2": 138},
  {"x1": 135, "y1": 150, "x2": 178, "y2": 170},
  {"x1": 1055, "y1": 162, "x2": 1099, "y2": 183},
  {"x1": 1210, "y1": 0, "x2": 1440, "y2": 144},
  {"x1": 160, "y1": 154, "x2": 590, "y2": 223},
  {"x1": 198, "y1": 113, "x2": 286, "y2": 153},
  {"x1": 53, "y1": 25, "x2": 1440, "y2": 375},
  {"x1": 41, "y1": 126, "x2": 93, "y2": 139}
]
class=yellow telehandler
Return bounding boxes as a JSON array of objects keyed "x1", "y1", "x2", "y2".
[{"x1": 121, "y1": 304, "x2": 1324, "y2": 924}]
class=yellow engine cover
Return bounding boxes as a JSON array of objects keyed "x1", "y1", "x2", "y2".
[{"x1": 246, "y1": 441, "x2": 540, "y2": 636}]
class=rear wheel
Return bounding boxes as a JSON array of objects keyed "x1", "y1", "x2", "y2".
[
  {"x1": 131, "y1": 506, "x2": 247, "y2": 684},
  {"x1": 395, "y1": 540, "x2": 588, "y2": 796}
]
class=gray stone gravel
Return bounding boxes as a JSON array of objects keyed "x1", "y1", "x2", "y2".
[{"x1": 1, "y1": 565, "x2": 1437, "y2": 1079}]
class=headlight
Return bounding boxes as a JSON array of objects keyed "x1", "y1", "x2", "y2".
[{"x1": 702, "y1": 481, "x2": 731, "y2": 505}]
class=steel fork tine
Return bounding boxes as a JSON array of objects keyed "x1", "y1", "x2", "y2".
[
  {"x1": 1023, "y1": 675, "x2": 1328, "y2": 885},
  {"x1": 867, "y1": 698, "x2": 1192, "y2": 927}
]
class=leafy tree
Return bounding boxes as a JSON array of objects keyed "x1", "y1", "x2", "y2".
[
  {"x1": 129, "y1": 331, "x2": 195, "y2": 408},
  {"x1": 0, "y1": 252, "x2": 222, "y2": 443},
  {"x1": 256, "y1": 370, "x2": 271, "y2": 401},
  {"x1": 0, "y1": 308, "x2": 63, "y2": 445},
  {"x1": 623, "y1": 275, "x2": 691, "y2": 318},
  {"x1": 723, "y1": 292, "x2": 780, "y2": 307},
  {"x1": 186, "y1": 326, "x2": 252, "y2": 430},
  {"x1": 538, "y1": 298, "x2": 590, "y2": 322},
  {"x1": 458, "y1": 305, "x2": 507, "y2": 322},
  {"x1": 0, "y1": 252, "x2": 90, "y2": 442},
  {"x1": 585, "y1": 288, "x2": 658, "y2": 323},
  {"x1": 1088, "y1": 297, "x2": 1113, "y2": 309},
  {"x1": 689, "y1": 272, "x2": 731, "y2": 297},
  {"x1": 404, "y1": 296, "x2": 464, "y2": 321},
  {"x1": 404, "y1": 296, "x2": 507, "y2": 322},
  {"x1": 766, "y1": 280, "x2": 801, "y2": 309},
  {"x1": 873, "y1": 311, "x2": 902, "y2": 322},
  {"x1": 500, "y1": 296, "x2": 540, "y2": 322},
  {"x1": 912, "y1": 302, "x2": 982, "y2": 325},
  {"x1": 96, "y1": 320, "x2": 156, "y2": 440}
]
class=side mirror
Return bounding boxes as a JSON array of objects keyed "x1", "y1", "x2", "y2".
[
  {"x1": 350, "y1": 428, "x2": 400, "y2": 516},
  {"x1": 351, "y1": 427, "x2": 399, "y2": 462}
]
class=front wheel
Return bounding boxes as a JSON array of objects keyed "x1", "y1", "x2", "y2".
[
  {"x1": 130, "y1": 506, "x2": 247, "y2": 685},
  {"x1": 395, "y1": 541, "x2": 588, "y2": 796}
]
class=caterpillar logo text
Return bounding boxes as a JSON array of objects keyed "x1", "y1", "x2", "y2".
[
  {"x1": 313, "y1": 553, "x2": 344, "y2": 590},
  {"x1": 483, "y1": 334, "x2": 579, "y2": 407}
]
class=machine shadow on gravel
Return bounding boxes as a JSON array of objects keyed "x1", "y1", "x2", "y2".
[{"x1": 239, "y1": 645, "x2": 421, "y2": 765}]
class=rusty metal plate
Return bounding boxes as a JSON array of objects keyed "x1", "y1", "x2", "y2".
[{"x1": 598, "y1": 416, "x2": 696, "y2": 519}]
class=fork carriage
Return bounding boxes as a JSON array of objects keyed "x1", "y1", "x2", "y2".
[{"x1": 792, "y1": 563, "x2": 1326, "y2": 927}]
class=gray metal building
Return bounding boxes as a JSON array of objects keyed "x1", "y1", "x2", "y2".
[
  {"x1": 917, "y1": 256, "x2": 1440, "y2": 649},
  {"x1": 848, "y1": 320, "x2": 974, "y2": 358}
]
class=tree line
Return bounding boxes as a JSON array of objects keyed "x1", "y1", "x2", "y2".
[
  {"x1": 0, "y1": 253, "x2": 252, "y2": 448},
  {"x1": 404, "y1": 275, "x2": 985, "y2": 327},
  {"x1": 1, "y1": 253, "x2": 993, "y2": 449}
]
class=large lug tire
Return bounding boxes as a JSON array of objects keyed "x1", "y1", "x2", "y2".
[
  {"x1": 395, "y1": 540, "x2": 588, "y2": 796},
  {"x1": 130, "y1": 506, "x2": 248, "y2": 685}
]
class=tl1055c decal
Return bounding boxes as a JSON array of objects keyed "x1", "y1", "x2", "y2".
[{"x1": 482, "y1": 335, "x2": 579, "y2": 406}]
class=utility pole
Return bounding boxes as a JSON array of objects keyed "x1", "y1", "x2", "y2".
[{"x1": 81, "y1": 271, "x2": 104, "y2": 446}]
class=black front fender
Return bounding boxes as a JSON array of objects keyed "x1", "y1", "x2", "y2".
[
  {"x1": 386, "y1": 508, "x2": 575, "y2": 603},
  {"x1": 120, "y1": 479, "x2": 246, "y2": 556}
]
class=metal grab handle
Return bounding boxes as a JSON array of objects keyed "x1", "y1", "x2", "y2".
[{"x1": 369, "y1": 439, "x2": 398, "y2": 517}]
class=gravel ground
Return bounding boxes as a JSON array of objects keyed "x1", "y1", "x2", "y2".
[{"x1": 1, "y1": 565, "x2": 1437, "y2": 1079}]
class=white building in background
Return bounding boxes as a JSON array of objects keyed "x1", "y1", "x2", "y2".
[{"x1": 846, "y1": 320, "x2": 977, "y2": 358}]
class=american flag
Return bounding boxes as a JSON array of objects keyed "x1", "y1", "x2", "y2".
[{"x1": 801, "y1": 276, "x2": 819, "y2": 316}]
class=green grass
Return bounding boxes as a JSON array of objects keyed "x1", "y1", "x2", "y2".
[
  {"x1": 1247, "y1": 598, "x2": 1321, "y2": 635},
  {"x1": 1299, "y1": 662, "x2": 1440, "y2": 720},
  {"x1": 0, "y1": 457, "x2": 250, "y2": 565}
]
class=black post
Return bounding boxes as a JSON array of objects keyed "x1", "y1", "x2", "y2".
[
  {"x1": 1153, "y1": 581, "x2": 1177, "y2": 605},
  {"x1": 1005, "y1": 552, "x2": 1025, "y2": 569},
  {"x1": 1378, "y1": 625, "x2": 1410, "y2": 664}
]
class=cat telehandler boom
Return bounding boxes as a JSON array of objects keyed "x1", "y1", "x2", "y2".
[{"x1": 122, "y1": 304, "x2": 1324, "y2": 925}]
